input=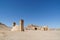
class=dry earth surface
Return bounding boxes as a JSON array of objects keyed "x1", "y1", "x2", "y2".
[{"x1": 0, "y1": 30, "x2": 60, "y2": 40}]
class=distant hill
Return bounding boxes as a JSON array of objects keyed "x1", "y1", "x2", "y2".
[{"x1": 0, "y1": 23, "x2": 10, "y2": 31}]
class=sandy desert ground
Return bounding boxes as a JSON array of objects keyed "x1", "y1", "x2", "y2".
[{"x1": 0, "y1": 30, "x2": 60, "y2": 40}]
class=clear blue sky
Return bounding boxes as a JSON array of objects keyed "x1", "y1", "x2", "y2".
[{"x1": 0, "y1": 0, "x2": 60, "y2": 28}]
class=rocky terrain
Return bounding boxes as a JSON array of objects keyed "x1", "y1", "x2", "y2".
[
  {"x1": 0, "y1": 30, "x2": 60, "y2": 40},
  {"x1": 0, "y1": 23, "x2": 10, "y2": 31}
]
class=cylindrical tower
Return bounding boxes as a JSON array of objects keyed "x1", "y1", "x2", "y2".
[{"x1": 20, "y1": 19, "x2": 24, "y2": 31}]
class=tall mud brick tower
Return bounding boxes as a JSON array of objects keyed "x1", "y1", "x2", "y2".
[{"x1": 20, "y1": 19, "x2": 24, "y2": 31}]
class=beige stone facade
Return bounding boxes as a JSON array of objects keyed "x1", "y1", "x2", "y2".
[{"x1": 26, "y1": 24, "x2": 48, "y2": 31}]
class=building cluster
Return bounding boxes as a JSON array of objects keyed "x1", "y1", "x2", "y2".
[
  {"x1": 26, "y1": 24, "x2": 48, "y2": 31},
  {"x1": 11, "y1": 19, "x2": 24, "y2": 31},
  {"x1": 11, "y1": 19, "x2": 48, "y2": 31}
]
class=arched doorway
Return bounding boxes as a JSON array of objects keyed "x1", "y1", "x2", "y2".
[{"x1": 35, "y1": 28, "x2": 37, "y2": 30}]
